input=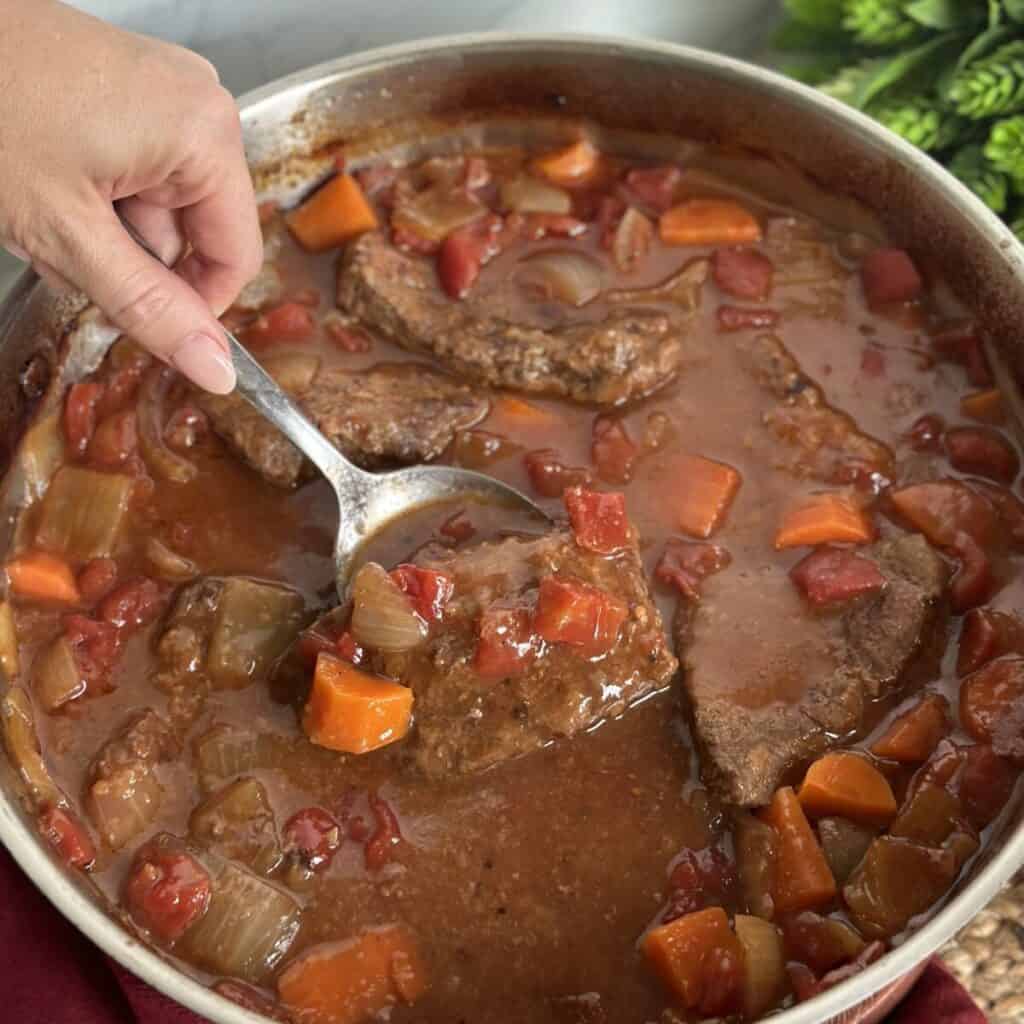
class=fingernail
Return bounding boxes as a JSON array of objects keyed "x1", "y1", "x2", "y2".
[{"x1": 171, "y1": 332, "x2": 236, "y2": 394}]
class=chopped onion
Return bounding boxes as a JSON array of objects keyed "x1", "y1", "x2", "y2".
[
  {"x1": 189, "y1": 777, "x2": 282, "y2": 875},
  {"x1": 500, "y1": 174, "x2": 572, "y2": 215},
  {"x1": 263, "y1": 353, "x2": 321, "y2": 395},
  {"x1": 138, "y1": 365, "x2": 198, "y2": 484},
  {"x1": 33, "y1": 635, "x2": 86, "y2": 713},
  {"x1": 611, "y1": 207, "x2": 654, "y2": 273},
  {"x1": 1, "y1": 687, "x2": 60, "y2": 809},
  {"x1": 516, "y1": 250, "x2": 606, "y2": 307},
  {"x1": 87, "y1": 764, "x2": 163, "y2": 850},
  {"x1": 18, "y1": 411, "x2": 64, "y2": 502},
  {"x1": 350, "y1": 562, "x2": 427, "y2": 653},
  {"x1": 182, "y1": 861, "x2": 300, "y2": 981},
  {"x1": 35, "y1": 465, "x2": 133, "y2": 561},
  {"x1": 608, "y1": 258, "x2": 708, "y2": 312},
  {"x1": 194, "y1": 724, "x2": 259, "y2": 794},
  {"x1": 0, "y1": 601, "x2": 19, "y2": 679},
  {"x1": 145, "y1": 537, "x2": 198, "y2": 582},
  {"x1": 391, "y1": 185, "x2": 486, "y2": 244}
]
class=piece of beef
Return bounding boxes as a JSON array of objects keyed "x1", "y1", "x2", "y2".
[
  {"x1": 200, "y1": 357, "x2": 489, "y2": 488},
  {"x1": 737, "y1": 333, "x2": 894, "y2": 484},
  {"x1": 337, "y1": 231, "x2": 695, "y2": 405},
  {"x1": 679, "y1": 533, "x2": 947, "y2": 807}
]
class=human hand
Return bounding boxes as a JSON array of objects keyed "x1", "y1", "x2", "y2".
[{"x1": 0, "y1": 0, "x2": 263, "y2": 393}]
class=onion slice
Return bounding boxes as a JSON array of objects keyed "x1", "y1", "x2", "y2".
[
  {"x1": 350, "y1": 562, "x2": 427, "y2": 653},
  {"x1": 138, "y1": 366, "x2": 198, "y2": 484},
  {"x1": 516, "y1": 250, "x2": 606, "y2": 307},
  {"x1": 391, "y1": 185, "x2": 486, "y2": 244},
  {"x1": 500, "y1": 174, "x2": 572, "y2": 215}
]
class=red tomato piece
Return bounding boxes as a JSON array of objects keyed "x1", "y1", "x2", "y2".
[
  {"x1": 389, "y1": 564, "x2": 454, "y2": 623},
  {"x1": 662, "y1": 845, "x2": 738, "y2": 923},
  {"x1": 64, "y1": 380, "x2": 105, "y2": 458},
  {"x1": 957, "y1": 608, "x2": 1024, "y2": 677},
  {"x1": 438, "y1": 510, "x2": 476, "y2": 544},
  {"x1": 960, "y1": 656, "x2": 1024, "y2": 758},
  {"x1": 969, "y1": 480, "x2": 1024, "y2": 549},
  {"x1": 860, "y1": 248, "x2": 923, "y2": 307},
  {"x1": 944, "y1": 427, "x2": 1020, "y2": 484},
  {"x1": 533, "y1": 575, "x2": 628, "y2": 658},
  {"x1": 591, "y1": 415, "x2": 639, "y2": 485},
  {"x1": 88, "y1": 409, "x2": 139, "y2": 469},
  {"x1": 364, "y1": 793, "x2": 403, "y2": 871},
  {"x1": 564, "y1": 486, "x2": 631, "y2": 555},
  {"x1": 654, "y1": 539, "x2": 732, "y2": 602},
  {"x1": 97, "y1": 347, "x2": 151, "y2": 420},
  {"x1": 437, "y1": 214, "x2": 503, "y2": 299},
  {"x1": 623, "y1": 165, "x2": 682, "y2": 212},
  {"x1": 77, "y1": 557, "x2": 118, "y2": 606},
  {"x1": 283, "y1": 807, "x2": 343, "y2": 871},
  {"x1": 336, "y1": 631, "x2": 365, "y2": 666},
  {"x1": 596, "y1": 194, "x2": 627, "y2": 248},
  {"x1": 950, "y1": 532, "x2": 993, "y2": 613},
  {"x1": 716, "y1": 305, "x2": 780, "y2": 333},
  {"x1": 64, "y1": 614, "x2": 123, "y2": 690},
  {"x1": 240, "y1": 302, "x2": 316, "y2": 346},
  {"x1": 960, "y1": 744, "x2": 1015, "y2": 829},
  {"x1": 888, "y1": 480, "x2": 998, "y2": 550},
  {"x1": 99, "y1": 578, "x2": 164, "y2": 632},
  {"x1": 38, "y1": 805, "x2": 96, "y2": 870},
  {"x1": 712, "y1": 248, "x2": 774, "y2": 301},
  {"x1": 789, "y1": 548, "x2": 886, "y2": 607},
  {"x1": 474, "y1": 605, "x2": 536, "y2": 678},
  {"x1": 523, "y1": 449, "x2": 593, "y2": 499},
  {"x1": 124, "y1": 840, "x2": 212, "y2": 943}
]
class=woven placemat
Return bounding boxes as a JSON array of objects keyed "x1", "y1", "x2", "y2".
[{"x1": 940, "y1": 877, "x2": 1024, "y2": 1022}]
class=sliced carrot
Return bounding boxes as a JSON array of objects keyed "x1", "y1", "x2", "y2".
[
  {"x1": 960, "y1": 388, "x2": 1005, "y2": 425},
  {"x1": 774, "y1": 493, "x2": 873, "y2": 550},
  {"x1": 759, "y1": 787, "x2": 837, "y2": 914},
  {"x1": 302, "y1": 654, "x2": 412, "y2": 754},
  {"x1": 641, "y1": 907, "x2": 744, "y2": 1013},
  {"x1": 798, "y1": 752, "x2": 898, "y2": 827},
  {"x1": 673, "y1": 455, "x2": 742, "y2": 539},
  {"x1": 278, "y1": 924, "x2": 427, "y2": 1024},
  {"x1": 659, "y1": 199, "x2": 761, "y2": 247},
  {"x1": 6, "y1": 551, "x2": 80, "y2": 605},
  {"x1": 871, "y1": 694, "x2": 949, "y2": 763},
  {"x1": 531, "y1": 139, "x2": 600, "y2": 187},
  {"x1": 492, "y1": 395, "x2": 557, "y2": 426},
  {"x1": 286, "y1": 174, "x2": 378, "y2": 252}
]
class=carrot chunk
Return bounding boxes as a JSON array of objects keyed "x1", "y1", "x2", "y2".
[
  {"x1": 7, "y1": 551, "x2": 80, "y2": 605},
  {"x1": 641, "y1": 907, "x2": 744, "y2": 1016},
  {"x1": 759, "y1": 787, "x2": 837, "y2": 914},
  {"x1": 774, "y1": 494, "x2": 873, "y2": 550},
  {"x1": 302, "y1": 654, "x2": 412, "y2": 754},
  {"x1": 659, "y1": 199, "x2": 761, "y2": 247},
  {"x1": 286, "y1": 174, "x2": 378, "y2": 252},
  {"x1": 673, "y1": 455, "x2": 742, "y2": 539},
  {"x1": 278, "y1": 925, "x2": 427, "y2": 1024},
  {"x1": 960, "y1": 388, "x2": 1005, "y2": 425},
  {"x1": 531, "y1": 139, "x2": 600, "y2": 187},
  {"x1": 871, "y1": 694, "x2": 949, "y2": 763},
  {"x1": 797, "y1": 752, "x2": 898, "y2": 827}
]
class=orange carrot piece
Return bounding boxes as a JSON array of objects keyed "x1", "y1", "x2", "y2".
[
  {"x1": 6, "y1": 551, "x2": 80, "y2": 605},
  {"x1": 278, "y1": 925, "x2": 428, "y2": 1024},
  {"x1": 302, "y1": 654, "x2": 412, "y2": 754},
  {"x1": 872, "y1": 694, "x2": 950, "y2": 764},
  {"x1": 286, "y1": 174, "x2": 378, "y2": 252},
  {"x1": 531, "y1": 139, "x2": 600, "y2": 187},
  {"x1": 673, "y1": 455, "x2": 742, "y2": 538},
  {"x1": 960, "y1": 388, "x2": 1005, "y2": 425},
  {"x1": 760, "y1": 787, "x2": 837, "y2": 914},
  {"x1": 798, "y1": 752, "x2": 898, "y2": 827},
  {"x1": 659, "y1": 199, "x2": 761, "y2": 247},
  {"x1": 492, "y1": 395, "x2": 557, "y2": 425},
  {"x1": 641, "y1": 907, "x2": 744, "y2": 1011},
  {"x1": 774, "y1": 494, "x2": 873, "y2": 550}
]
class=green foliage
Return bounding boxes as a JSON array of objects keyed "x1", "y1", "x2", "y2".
[
  {"x1": 950, "y1": 144, "x2": 1011, "y2": 211},
  {"x1": 947, "y1": 40, "x2": 1024, "y2": 117},
  {"x1": 784, "y1": 0, "x2": 846, "y2": 29},
  {"x1": 869, "y1": 95, "x2": 967, "y2": 151},
  {"x1": 843, "y1": 0, "x2": 922, "y2": 47},
  {"x1": 985, "y1": 114, "x2": 1024, "y2": 187}
]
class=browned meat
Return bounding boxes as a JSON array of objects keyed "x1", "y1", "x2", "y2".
[
  {"x1": 201, "y1": 359, "x2": 489, "y2": 488},
  {"x1": 737, "y1": 333, "x2": 894, "y2": 483},
  {"x1": 337, "y1": 231, "x2": 693, "y2": 405},
  {"x1": 678, "y1": 533, "x2": 947, "y2": 806}
]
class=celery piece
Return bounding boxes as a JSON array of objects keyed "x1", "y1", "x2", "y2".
[
  {"x1": 87, "y1": 763, "x2": 163, "y2": 850},
  {"x1": 188, "y1": 777, "x2": 282, "y2": 875},
  {"x1": 32, "y1": 635, "x2": 85, "y2": 713},
  {"x1": 36, "y1": 465, "x2": 133, "y2": 561},
  {"x1": 0, "y1": 601, "x2": 19, "y2": 679},
  {"x1": 0, "y1": 687, "x2": 60, "y2": 809}
]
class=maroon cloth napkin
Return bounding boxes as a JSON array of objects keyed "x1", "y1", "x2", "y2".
[{"x1": 0, "y1": 844, "x2": 987, "y2": 1024}]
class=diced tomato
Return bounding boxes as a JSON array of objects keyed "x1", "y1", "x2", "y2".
[
  {"x1": 240, "y1": 302, "x2": 316, "y2": 346},
  {"x1": 38, "y1": 805, "x2": 96, "y2": 870},
  {"x1": 336, "y1": 631, "x2": 365, "y2": 666},
  {"x1": 888, "y1": 480, "x2": 997, "y2": 550},
  {"x1": 439, "y1": 510, "x2": 476, "y2": 544},
  {"x1": 474, "y1": 605, "x2": 536, "y2": 678},
  {"x1": 596, "y1": 194, "x2": 627, "y2": 248},
  {"x1": 323, "y1": 318, "x2": 372, "y2": 353},
  {"x1": 662, "y1": 845, "x2": 738, "y2": 923},
  {"x1": 654, "y1": 539, "x2": 731, "y2": 601},
  {"x1": 591, "y1": 415, "x2": 638, "y2": 485},
  {"x1": 523, "y1": 449, "x2": 593, "y2": 498},
  {"x1": 88, "y1": 409, "x2": 138, "y2": 469},
  {"x1": 712, "y1": 248, "x2": 774, "y2": 301},
  {"x1": 860, "y1": 248, "x2": 923, "y2": 307},
  {"x1": 533, "y1": 575, "x2": 628, "y2": 658},
  {"x1": 950, "y1": 531, "x2": 993, "y2": 613},
  {"x1": 389, "y1": 564, "x2": 454, "y2": 623},
  {"x1": 77, "y1": 557, "x2": 118, "y2": 606},
  {"x1": 64, "y1": 380, "x2": 105, "y2": 458},
  {"x1": 64, "y1": 613, "x2": 123, "y2": 690},
  {"x1": 623, "y1": 165, "x2": 682, "y2": 213},
  {"x1": 960, "y1": 744, "x2": 1015, "y2": 829},
  {"x1": 960, "y1": 656, "x2": 1024, "y2": 758},
  {"x1": 437, "y1": 214, "x2": 503, "y2": 299},
  {"x1": 99, "y1": 578, "x2": 164, "y2": 632},
  {"x1": 860, "y1": 347, "x2": 886, "y2": 378},
  {"x1": 97, "y1": 346, "x2": 151, "y2": 420},
  {"x1": 969, "y1": 480, "x2": 1024, "y2": 549},
  {"x1": 283, "y1": 807, "x2": 342, "y2": 871},
  {"x1": 932, "y1": 323, "x2": 994, "y2": 387},
  {"x1": 716, "y1": 305, "x2": 780, "y2": 333},
  {"x1": 364, "y1": 793, "x2": 403, "y2": 871},
  {"x1": 944, "y1": 427, "x2": 1020, "y2": 484},
  {"x1": 957, "y1": 608, "x2": 1024, "y2": 677},
  {"x1": 564, "y1": 487, "x2": 631, "y2": 555},
  {"x1": 163, "y1": 406, "x2": 208, "y2": 452},
  {"x1": 789, "y1": 547, "x2": 886, "y2": 607},
  {"x1": 124, "y1": 840, "x2": 212, "y2": 943},
  {"x1": 906, "y1": 413, "x2": 945, "y2": 453}
]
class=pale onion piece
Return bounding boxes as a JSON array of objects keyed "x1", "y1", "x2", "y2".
[
  {"x1": 1, "y1": 687, "x2": 61, "y2": 809},
  {"x1": 611, "y1": 207, "x2": 654, "y2": 273},
  {"x1": 262, "y1": 353, "x2": 321, "y2": 395},
  {"x1": 391, "y1": 185, "x2": 486, "y2": 243},
  {"x1": 33, "y1": 635, "x2": 86, "y2": 714},
  {"x1": 138, "y1": 365, "x2": 198, "y2": 484},
  {"x1": 516, "y1": 250, "x2": 606, "y2": 307},
  {"x1": 188, "y1": 777, "x2": 282, "y2": 876},
  {"x1": 608, "y1": 258, "x2": 708, "y2": 313},
  {"x1": 145, "y1": 537, "x2": 198, "y2": 582},
  {"x1": 182, "y1": 861, "x2": 300, "y2": 982},
  {"x1": 194, "y1": 724, "x2": 260, "y2": 794},
  {"x1": 35, "y1": 465, "x2": 133, "y2": 561},
  {"x1": 499, "y1": 174, "x2": 572, "y2": 215},
  {"x1": 735, "y1": 914, "x2": 787, "y2": 1019},
  {"x1": 350, "y1": 562, "x2": 427, "y2": 653},
  {"x1": 86, "y1": 764, "x2": 164, "y2": 850},
  {"x1": 18, "y1": 411, "x2": 64, "y2": 503},
  {"x1": 0, "y1": 601, "x2": 19, "y2": 679},
  {"x1": 234, "y1": 262, "x2": 285, "y2": 313}
]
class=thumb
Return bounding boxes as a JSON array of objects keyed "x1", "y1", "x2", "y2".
[{"x1": 50, "y1": 206, "x2": 236, "y2": 394}]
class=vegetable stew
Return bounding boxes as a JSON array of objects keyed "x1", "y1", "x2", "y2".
[{"x1": 2, "y1": 122, "x2": 1023, "y2": 1024}]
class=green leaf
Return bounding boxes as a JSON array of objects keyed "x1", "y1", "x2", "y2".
[
  {"x1": 771, "y1": 16, "x2": 850, "y2": 53},
  {"x1": 990, "y1": 0, "x2": 1003, "y2": 28},
  {"x1": 955, "y1": 24, "x2": 1016, "y2": 71},
  {"x1": 783, "y1": 0, "x2": 846, "y2": 29},
  {"x1": 905, "y1": 0, "x2": 981, "y2": 30},
  {"x1": 849, "y1": 32, "x2": 967, "y2": 109},
  {"x1": 1006, "y1": 0, "x2": 1024, "y2": 24}
]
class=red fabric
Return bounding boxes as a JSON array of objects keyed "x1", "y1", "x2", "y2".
[{"x1": 0, "y1": 843, "x2": 986, "y2": 1023}]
